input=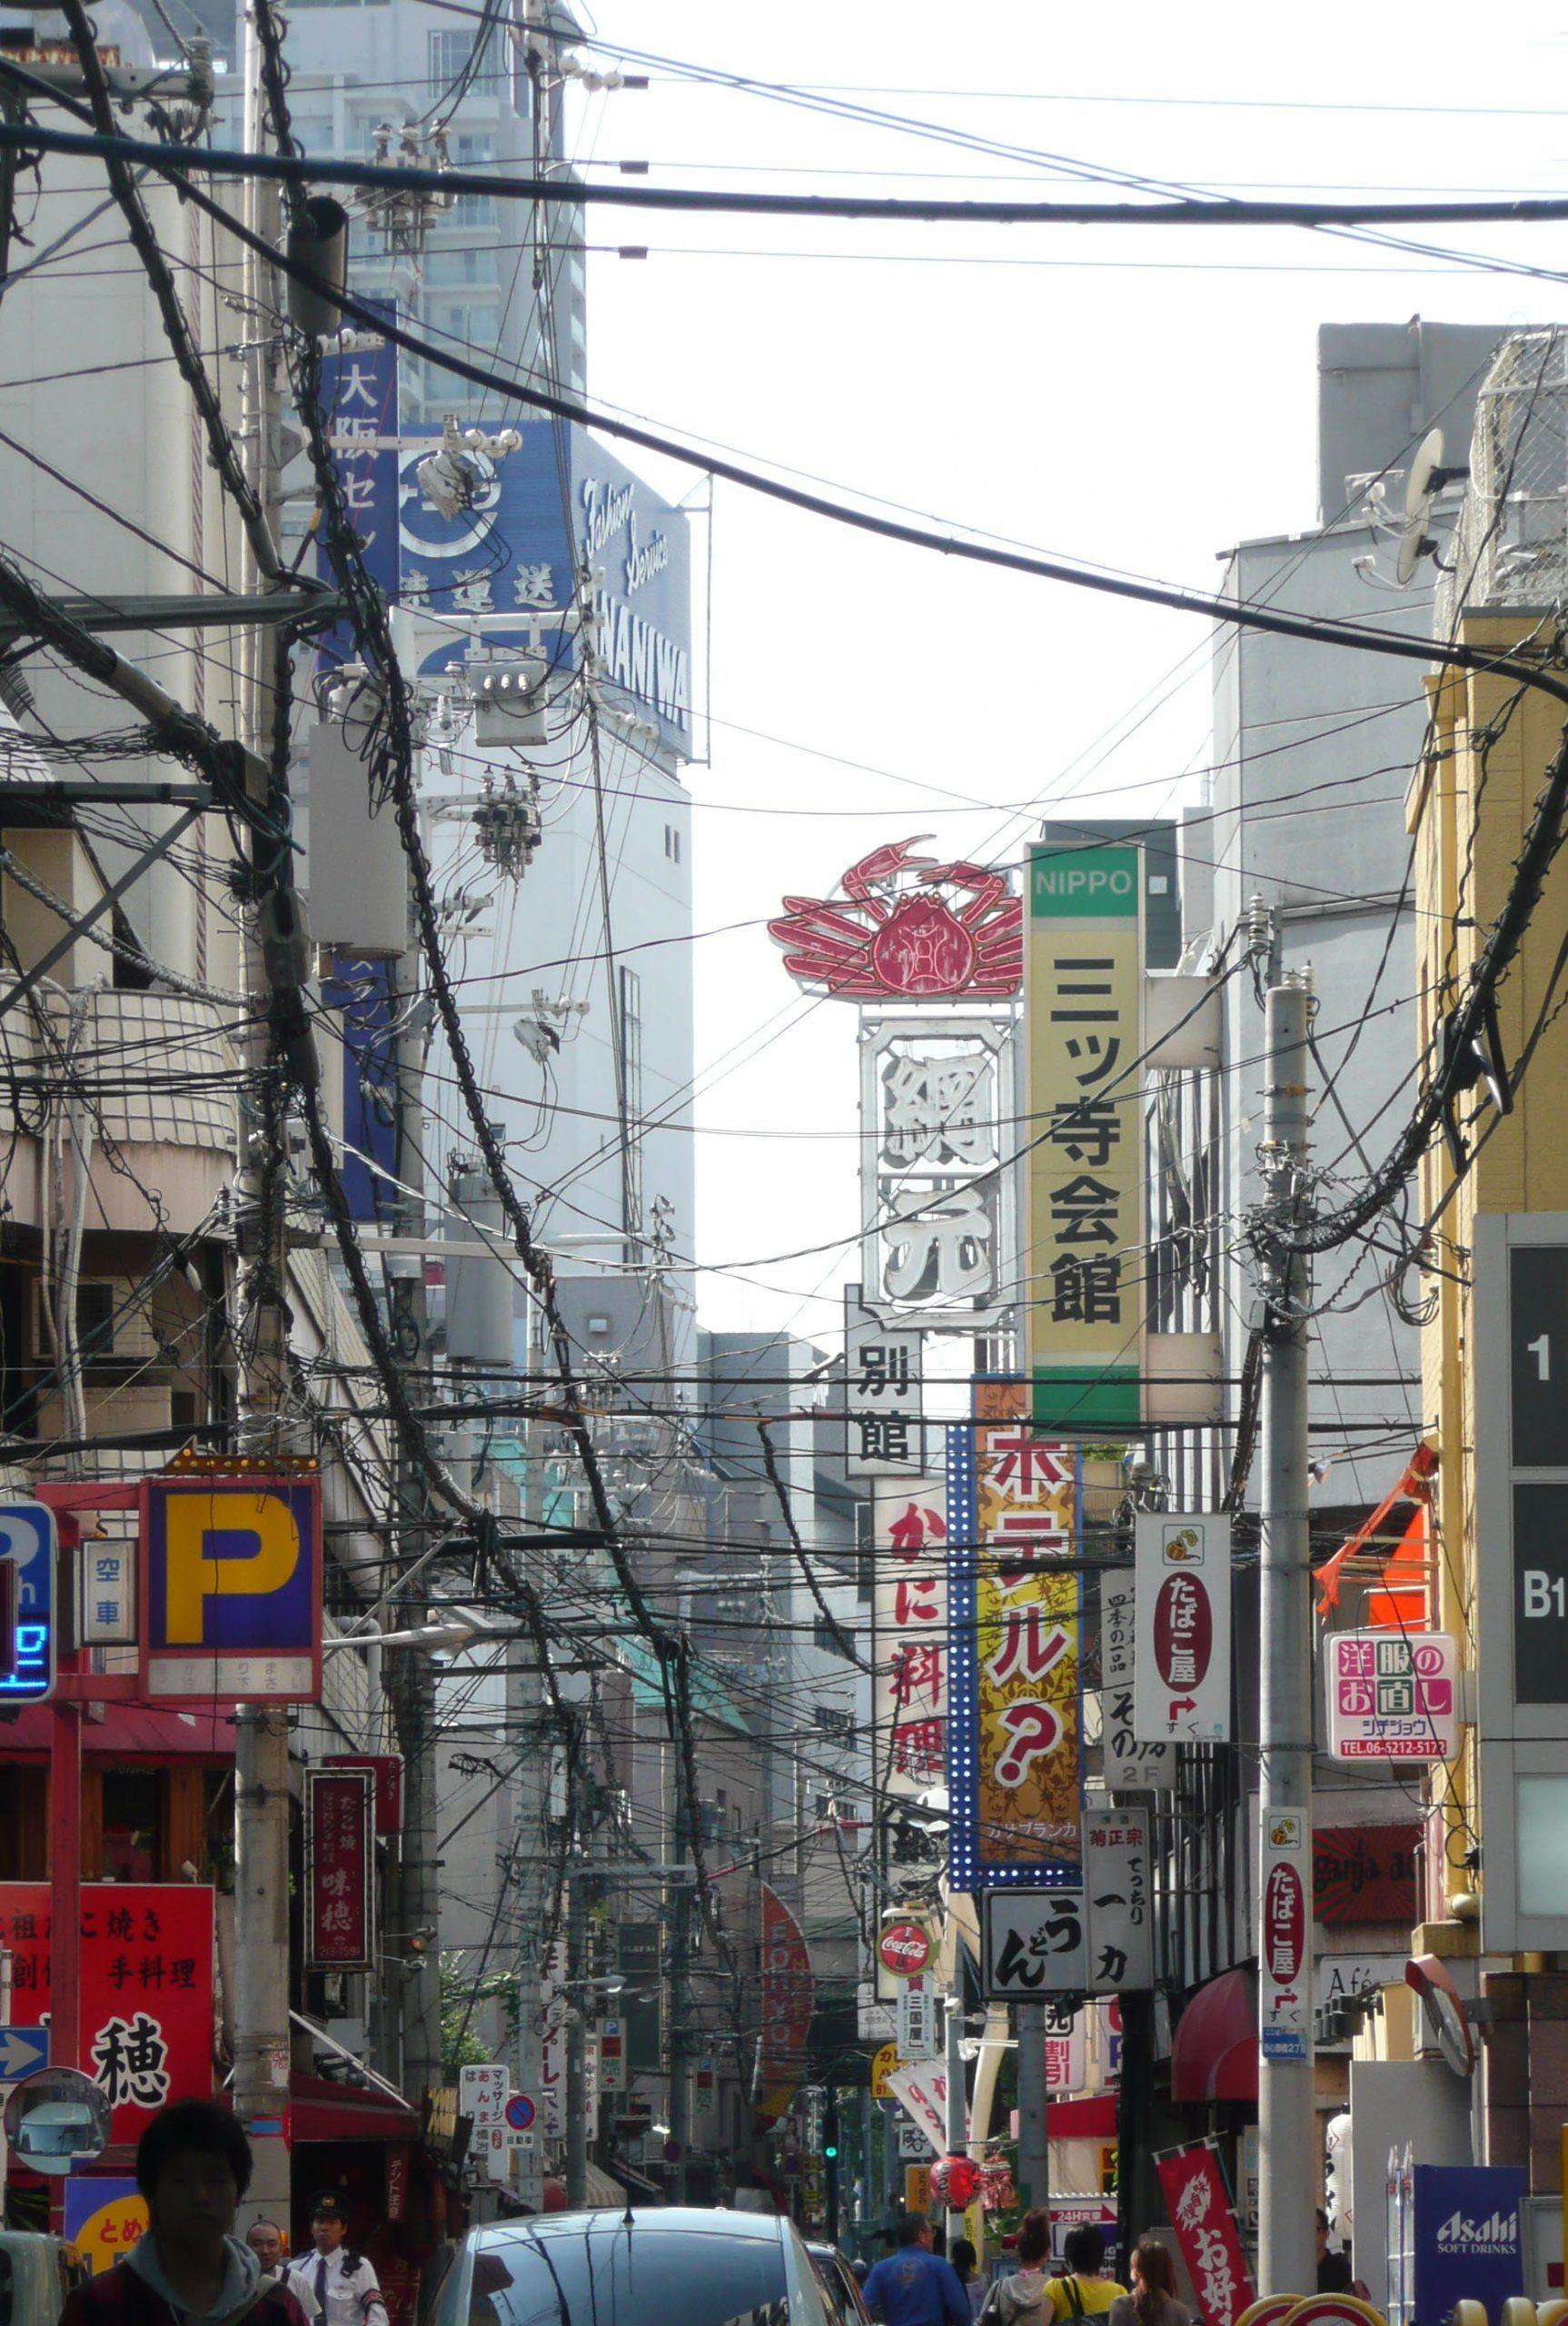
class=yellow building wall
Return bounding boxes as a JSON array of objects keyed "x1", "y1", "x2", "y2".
[{"x1": 1411, "y1": 615, "x2": 1568, "y2": 1924}]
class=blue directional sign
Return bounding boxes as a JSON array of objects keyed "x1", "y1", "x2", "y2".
[
  {"x1": 0, "y1": 1503, "x2": 55, "y2": 1705},
  {"x1": 0, "y1": 2027, "x2": 50, "y2": 2082}
]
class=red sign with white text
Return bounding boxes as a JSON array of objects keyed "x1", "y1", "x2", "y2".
[
  {"x1": 756, "y1": 1884, "x2": 813, "y2": 2130},
  {"x1": 305, "y1": 1767, "x2": 374, "y2": 1971},
  {"x1": 1156, "y1": 2144, "x2": 1255, "y2": 2326},
  {"x1": 0, "y1": 1883, "x2": 214, "y2": 2142},
  {"x1": 878, "y1": 1921, "x2": 931, "y2": 1978}
]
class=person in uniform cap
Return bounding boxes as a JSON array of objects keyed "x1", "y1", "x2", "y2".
[{"x1": 286, "y1": 2198, "x2": 388, "y2": 2326}]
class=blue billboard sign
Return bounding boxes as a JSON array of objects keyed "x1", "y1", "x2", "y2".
[
  {"x1": 1412, "y1": 2164, "x2": 1524, "y2": 2325},
  {"x1": 317, "y1": 303, "x2": 400, "y2": 672},
  {"x1": 0, "y1": 1501, "x2": 55, "y2": 1704},
  {"x1": 322, "y1": 953, "x2": 399, "y2": 1227},
  {"x1": 138, "y1": 1478, "x2": 322, "y2": 1705},
  {"x1": 397, "y1": 419, "x2": 693, "y2": 757}
]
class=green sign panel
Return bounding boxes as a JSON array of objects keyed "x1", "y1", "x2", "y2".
[{"x1": 1029, "y1": 843, "x2": 1141, "y2": 920}]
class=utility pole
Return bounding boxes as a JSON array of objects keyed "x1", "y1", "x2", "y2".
[
  {"x1": 667, "y1": 1810, "x2": 692, "y2": 2205},
  {"x1": 1015, "y1": 2002, "x2": 1047, "y2": 2212},
  {"x1": 564, "y1": 1856, "x2": 589, "y2": 2206},
  {"x1": 231, "y1": 0, "x2": 297, "y2": 2225},
  {"x1": 1255, "y1": 969, "x2": 1315, "y2": 2295}
]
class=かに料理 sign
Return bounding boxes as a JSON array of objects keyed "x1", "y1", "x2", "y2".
[{"x1": 140, "y1": 1476, "x2": 322, "y2": 1704}]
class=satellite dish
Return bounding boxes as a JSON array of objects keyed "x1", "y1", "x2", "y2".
[{"x1": 1395, "y1": 427, "x2": 1468, "y2": 586}]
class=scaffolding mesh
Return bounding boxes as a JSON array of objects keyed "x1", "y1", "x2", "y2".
[{"x1": 1438, "y1": 327, "x2": 1568, "y2": 634}]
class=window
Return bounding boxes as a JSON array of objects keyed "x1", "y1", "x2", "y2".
[
  {"x1": 428, "y1": 26, "x2": 503, "y2": 96},
  {"x1": 663, "y1": 823, "x2": 681, "y2": 863},
  {"x1": 453, "y1": 134, "x2": 495, "y2": 225},
  {"x1": 425, "y1": 248, "x2": 492, "y2": 287}
]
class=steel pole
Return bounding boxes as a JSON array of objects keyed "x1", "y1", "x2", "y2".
[
  {"x1": 565, "y1": 1869, "x2": 589, "y2": 2206},
  {"x1": 1256, "y1": 973, "x2": 1315, "y2": 2296},
  {"x1": 1016, "y1": 2002, "x2": 1047, "y2": 2212},
  {"x1": 943, "y1": 1998, "x2": 965, "y2": 2246}
]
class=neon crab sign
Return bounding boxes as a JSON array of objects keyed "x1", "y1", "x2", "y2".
[{"x1": 768, "y1": 838, "x2": 1022, "y2": 1001}]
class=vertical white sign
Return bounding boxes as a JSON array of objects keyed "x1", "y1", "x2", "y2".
[
  {"x1": 1042, "y1": 2001, "x2": 1087, "y2": 2095},
  {"x1": 1100, "y1": 1576, "x2": 1173, "y2": 1787},
  {"x1": 1083, "y1": 1805, "x2": 1153, "y2": 1991},
  {"x1": 846, "y1": 1286, "x2": 924, "y2": 1477},
  {"x1": 1133, "y1": 1513, "x2": 1231, "y2": 1742},
  {"x1": 1259, "y1": 1805, "x2": 1311, "y2": 2062},
  {"x1": 873, "y1": 1478, "x2": 950, "y2": 1806},
  {"x1": 460, "y1": 2063, "x2": 509, "y2": 2129},
  {"x1": 897, "y1": 1970, "x2": 938, "y2": 2060},
  {"x1": 81, "y1": 1536, "x2": 134, "y2": 1644}
]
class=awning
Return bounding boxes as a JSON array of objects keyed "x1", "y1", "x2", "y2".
[
  {"x1": 1047, "y1": 2097, "x2": 1117, "y2": 2139},
  {"x1": 1, "y1": 1704, "x2": 235, "y2": 1759},
  {"x1": 1169, "y1": 1967, "x2": 1257, "y2": 2104},
  {"x1": 582, "y1": 2163, "x2": 628, "y2": 2207},
  {"x1": 291, "y1": 2071, "x2": 422, "y2": 2143}
]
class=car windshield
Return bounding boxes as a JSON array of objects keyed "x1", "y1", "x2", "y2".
[{"x1": 466, "y1": 2223, "x2": 792, "y2": 2326}]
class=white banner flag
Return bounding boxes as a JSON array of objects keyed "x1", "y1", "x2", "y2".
[{"x1": 1133, "y1": 1512, "x2": 1231, "y2": 1742}]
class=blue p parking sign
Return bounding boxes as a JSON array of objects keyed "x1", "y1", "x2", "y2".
[
  {"x1": 139, "y1": 1476, "x2": 322, "y2": 1705},
  {"x1": 0, "y1": 1502, "x2": 55, "y2": 1704}
]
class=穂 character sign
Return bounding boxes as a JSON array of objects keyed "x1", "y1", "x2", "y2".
[
  {"x1": 1026, "y1": 841, "x2": 1143, "y2": 1434},
  {"x1": 140, "y1": 1476, "x2": 322, "y2": 1704},
  {"x1": 1133, "y1": 1512, "x2": 1231, "y2": 1742}
]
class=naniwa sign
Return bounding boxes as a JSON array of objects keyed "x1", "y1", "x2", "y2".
[{"x1": 1026, "y1": 842, "x2": 1143, "y2": 1435}]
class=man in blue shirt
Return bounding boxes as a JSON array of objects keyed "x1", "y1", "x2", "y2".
[{"x1": 864, "y1": 2215, "x2": 970, "y2": 2326}]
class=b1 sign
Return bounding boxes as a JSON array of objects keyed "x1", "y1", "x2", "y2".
[
  {"x1": 1325, "y1": 1631, "x2": 1458, "y2": 1761},
  {"x1": 1133, "y1": 1513, "x2": 1230, "y2": 1742},
  {"x1": 140, "y1": 1477, "x2": 322, "y2": 1705}
]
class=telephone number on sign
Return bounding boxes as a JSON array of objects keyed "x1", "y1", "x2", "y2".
[{"x1": 1335, "y1": 1740, "x2": 1440, "y2": 1758}]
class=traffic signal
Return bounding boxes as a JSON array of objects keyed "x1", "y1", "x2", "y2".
[{"x1": 822, "y1": 2111, "x2": 840, "y2": 2162}]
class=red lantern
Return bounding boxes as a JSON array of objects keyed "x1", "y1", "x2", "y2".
[{"x1": 928, "y1": 2153, "x2": 981, "y2": 2209}]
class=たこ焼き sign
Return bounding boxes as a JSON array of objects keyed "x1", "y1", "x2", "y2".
[
  {"x1": 0, "y1": 1884, "x2": 214, "y2": 2142},
  {"x1": 139, "y1": 1477, "x2": 322, "y2": 1704}
]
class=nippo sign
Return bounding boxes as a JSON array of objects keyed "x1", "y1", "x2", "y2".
[
  {"x1": 769, "y1": 840, "x2": 1021, "y2": 1001},
  {"x1": 878, "y1": 1920, "x2": 931, "y2": 1977}
]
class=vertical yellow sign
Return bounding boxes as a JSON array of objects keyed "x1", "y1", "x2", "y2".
[
  {"x1": 1026, "y1": 842, "x2": 1144, "y2": 1433},
  {"x1": 906, "y1": 2164, "x2": 932, "y2": 2214}
]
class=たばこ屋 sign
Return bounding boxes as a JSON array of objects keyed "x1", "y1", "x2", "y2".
[{"x1": 140, "y1": 1477, "x2": 322, "y2": 1704}]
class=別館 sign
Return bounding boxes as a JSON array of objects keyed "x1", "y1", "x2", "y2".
[
  {"x1": 140, "y1": 1476, "x2": 322, "y2": 1704},
  {"x1": 0, "y1": 1883, "x2": 213, "y2": 2142},
  {"x1": 304, "y1": 1766, "x2": 375, "y2": 1971}
]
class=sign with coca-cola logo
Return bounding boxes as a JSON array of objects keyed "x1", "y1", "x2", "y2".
[
  {"x1": 1133, "y1": 1513, "x2": 1231, "y2": 1742},
  {"x1": 878, "y1": 1920, "x2": 932, "y2": 1977},
  {"x1": 1259, "y1": 1806, "x2": 1310, "y2": 2062}
]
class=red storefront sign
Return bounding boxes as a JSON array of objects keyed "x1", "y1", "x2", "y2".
[
  {"x1": 1156, "y1": 2142, "x2": 1255, "y2": 2326},
  {"x1": 1313, "y1": 1822, "x2": 1421, "y2": 1924},
  {"x1": 0, "y1": 1883, "x2": 214, "y2": 2143},
  {"x1": 756, "y1": 1884, "x2": 813, "y2": 2130},
  {"x1": 323, "y1": 1753, "x2": 403, "y2": 1836},
  {"x1": 304, "y1": 1766, "x2": 375, "y2": 1971},
  {"x1": 878, "y1": 1921, "x2": 931, "y2": 1978}
]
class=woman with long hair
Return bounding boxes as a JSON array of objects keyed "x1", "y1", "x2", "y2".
[{"x1": 1106, "y1": 2240, "x2": 1195, "y2": 2326}]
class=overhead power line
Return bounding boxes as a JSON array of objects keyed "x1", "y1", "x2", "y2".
[{"x1": 11, "y1": 119, "x2": 1568, "y2": 230}]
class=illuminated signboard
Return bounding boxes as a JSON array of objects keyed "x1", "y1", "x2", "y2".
[{"x1": 139, "y1": 1477, "x2": 322, "y2": 1705}]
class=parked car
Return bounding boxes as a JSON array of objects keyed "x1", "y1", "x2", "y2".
[
  {"x1": 0, "y1": 2232, "x2": 88, "y2": 2326},
  {"x1": 425, "y1": 2206, "x2": 835, "y2": 2326},
  {"x1": 807, "y1": 2244, "x2": 872, "y2": 2326}
]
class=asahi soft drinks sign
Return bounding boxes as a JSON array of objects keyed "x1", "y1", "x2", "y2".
[{"x1": 1133, "y1": 1512, "x2": 1230, "y2": 1742}]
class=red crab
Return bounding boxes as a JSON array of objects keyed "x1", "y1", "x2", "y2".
[{"x1": 768, "y1": 838, "x2": 1023, "y2": 1000}]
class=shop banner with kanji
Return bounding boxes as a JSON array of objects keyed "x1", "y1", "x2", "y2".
[
  {"x1": 948, "y1": 1381, "x2": 1082, "y2": 1891},
  {"x1": 1132, "y1": 1511, "x2": 1231, "y2": 1743},
  {"x1": 873, "y1": 1476, "x2": 950, "y2": 1812},
  {"x1": 0, "y1": 1883, "x2": 214, "y2": 2142},
  {"x1": 305, "y1": 1766, "x2": 375, "y2": 1971},
  {"x1": 1026, "y1": 841, "x2": 1143, "y2": 1435},
  {"x1": 1155, "y1": 2142, "x2": 1255, "y2": 2326},
  {"x1": 756, "y1": 1883, "x2": 813, "y2": 2130},
  {"x1": 845, "y1": 1284, "x2": 923, "y2": 1478}
]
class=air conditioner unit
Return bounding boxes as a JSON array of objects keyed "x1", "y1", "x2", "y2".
[{"x1": 34, "y1": 1278, "x2": 163, "y2": 1371}]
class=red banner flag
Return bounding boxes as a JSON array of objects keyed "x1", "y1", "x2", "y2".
[{"x1": 1156, "y1": 2142, "x2": 1256, "y2": 2326}]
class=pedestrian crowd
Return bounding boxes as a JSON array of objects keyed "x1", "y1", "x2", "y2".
[{"x1": 864, "y1": 2219, "x2": 1196, "y2": 2326}]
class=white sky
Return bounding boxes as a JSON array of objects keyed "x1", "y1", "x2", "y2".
[{"x1": 572, "y1": 0, "x2": 1568, "y2": 1346}]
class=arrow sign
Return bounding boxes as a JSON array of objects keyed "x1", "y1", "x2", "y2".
[{"x1": 0, "y1": 2028, "x2": 49, "y2": 2082}]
